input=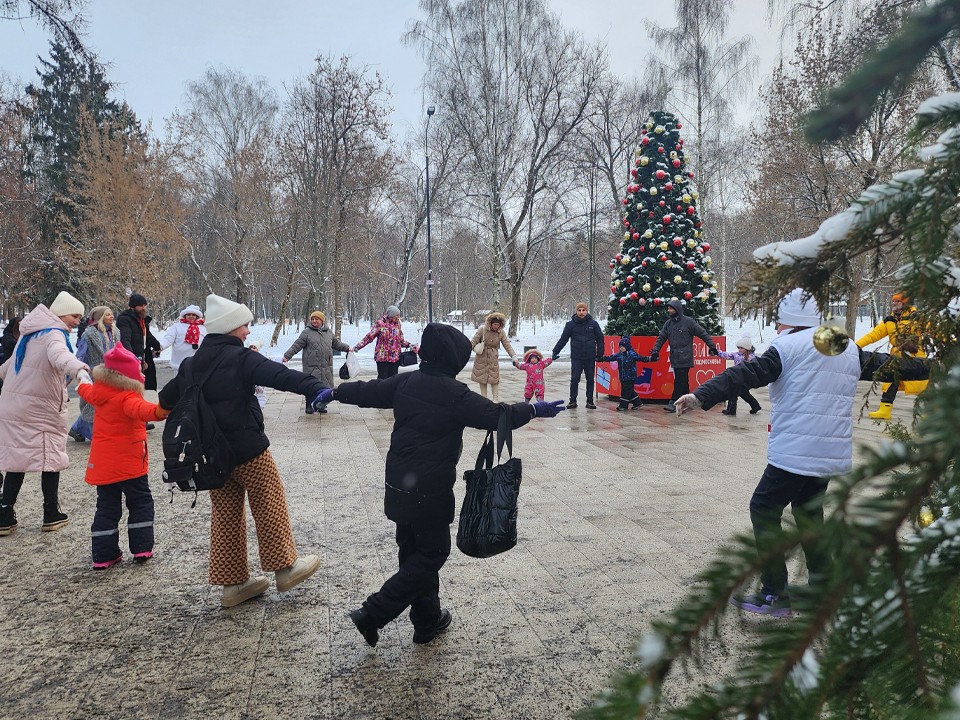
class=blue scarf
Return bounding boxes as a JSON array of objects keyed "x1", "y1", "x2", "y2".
[{"x1": 14, "y1": 329, "x2": 74, "y2": 374}]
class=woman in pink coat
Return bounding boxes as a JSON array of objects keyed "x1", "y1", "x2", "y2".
[{"x1": 0, "y1": 292, "x2": 90, "y2": 536}]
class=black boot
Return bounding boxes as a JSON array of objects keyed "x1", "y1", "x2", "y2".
[
  {"x1": 616, "y1": 401, "x2": 628, "y2": 412},
  {"x1": 42, "y1": 504, "x2": 69, "y2": 532},
  {"x1": 0, "y1": 504, "x2": 17, "y2": 536},
  {"x1": 631, "y1": 397, "x2": 643, "y2": 409}
]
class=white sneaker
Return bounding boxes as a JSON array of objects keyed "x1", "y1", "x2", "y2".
[
  {"x1": 275, "y1": 555, "x2": 322, "y2": 592},
  {"x1": 221, "y1": 576, "x2": 269, "y2": 608}
]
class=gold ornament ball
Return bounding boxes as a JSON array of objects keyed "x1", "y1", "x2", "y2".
[
  {"x1": 692, "y1": 191, "x2": 700, "y2": 200},
  {"x1": 649, "y1": 187, "x2": 658, "y2": 196},
  {"x1": 686, "y1": 239, "x2": 696, "y2": 248},
  {"x1": 624, "y1": 232, "x2": 631, "y2": 240},
  {"x1": 673, "y1": 275, "x2": 682, "y2": 284},
  {"x1": 643, "y1": 229, "x2": 653, "y2": 238},
  {"x1": 642, "y1": 283, "x2": 651, "y2": 292},
  {"x1": 918, "y1": 507, "x2": 935, "y2": 528},
  {"x1": 682, "y1": 194, "x2": 692, "y2": 204},
  {"x1": 812, "y1": 323, "x2": 850, "y2": 356},
  {"x1": 645, "y1": 121, "x2": 654, "y2": 129},
  {"x1": 614, "y1": 280, "x2": 622, "y2": 287},
  {"x1": 659, "y1": 241, "x2": 669, "y2": 250},
  {"x1": 705, "y1": 256, "x2": 713, "y2": 266},
  {"x1": 669, "y1": 150, "x2": 678, "y2": 159},
  {"x1": 655, "y1": 125, "x2": 665, "y2": 134},
  {"x1": 640, "y1": 156, "x2": 650, "y2": 166},
  {"x1": 635, "y1": 148, "x2": 643, "y2": 157},
  {"x1": 710, "y1": 280, "x2": 717, "y2": 288},
  {"x1": 621, "y1": 256, "x2": 631, "y2": 265},
  {"x1": 701, "y1": 273, "x2": 710, "y2": 282},
  {"x1": 665, "y1": 260, "x2": 674, "y2": 268},
  {"x1": 674, "y1": 174, "x2": 682, "y2": 183}
]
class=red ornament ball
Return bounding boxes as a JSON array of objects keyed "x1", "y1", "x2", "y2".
[
  {"x1": 688, "y1": 171, "x2": 695, "y2": 178},
  {"x1": 655, "y1": 170, "x2": 666, "y2": 180},
  {"x1": 673, "y1": 238, "x2": 682, "y2": 247},
  {"x1": 631, "y1": 169, "x2": 638, "y2": 177},
  {"x1": 623, "y1": 219, "x2": 630, "y2": 227},
  {"x1": 641, "y1": 136, "x2": 650, "y2": 146},
  {"x1": 675, "y1": 144, "x2": 681, "y2": 151},
  {"x1": 639, "y1": 298, "x2": 646, "y2": 306},
  {"x1": 695, "y1": 221, "x2": 702, "y2": 228},
  {"x1": 676, "y1": 205, "x2": 683, "y2": 211},
  {"x1": 703, "y1": 242, "x2": 710, "y2": 251},
  {"x1": 686, "y1": 261, "x2": 695, "y2": 270},
  {"x1": 622, "y1": 198, "x2": 629, "y2": 205},
  {"x1": 662, "y1": 214, "x2": 672, "y2": 224},
  {"x1": 657, "y1": 146, "x2": 665, "y2": 154},
  {"x1": 664, "y1": 182, "x2": 673, "y2": 191},
  {"x1": 630, "y1": 292, "x2": 638, "y2": 300},
  {"x1": 672, "y1": 159, "x2": 681, "y2": 168},
  {"x1": 659, "y1": 200, "x2": 666, "y2": 207},
  {"x1": 609, "y1": 262, "x2": 615, "y2": 268},
  {"x1": 683, "y1": 291, "x2": 692, "y2": 300},
  {"x1": 676, "y1": 122, "x2": 682, "y2": 129},
  {"x1": 648, "y1": 211, "x2": 655, "y2": 218},
  {"x1": 653, "y1": 298, "x2": 663, "y2": 306},
  {"x1": 641, "y1": 260, "x2": 648, "y2": 268},
  {"x1": 626, "y1": 275, "x2": 634, "y2": 283},
  {"x1": 687, "y1": 207, "x2": 695, "y2": 215},
  {"x1": 619, "y1": 297, "x2": 627, "y2": 306},
  {"x1": 632, "y1": 232, "x2": 639, "y2": 240}
]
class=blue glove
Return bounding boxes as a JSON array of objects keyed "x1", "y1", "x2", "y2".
[
  {"x1": 312, "y1": 388, "x2": 335, "y2": 410},
  {"x1": 532, "y1": 400, "x2": 566, "y2": 418}
]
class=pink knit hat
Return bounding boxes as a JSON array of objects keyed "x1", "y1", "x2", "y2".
[{"x1": 103, "y1": 345, "x2": 144, "y2": 382}]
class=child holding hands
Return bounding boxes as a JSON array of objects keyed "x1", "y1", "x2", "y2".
[
  {"x1": 599, "y1": 336, "x2": 650, "y2": 411},
  {"x1": 513, "y1": 348, "x2": 553, "y2": 402},
  {"x1": 76, "y1": 345, "x2": 169, "y2": 569},
  {"x1": 715, "y1": 336, "x2": 762, "y2": 416}
]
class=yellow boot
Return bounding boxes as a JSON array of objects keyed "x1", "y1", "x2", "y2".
[{"x1": 868, "y1": 402, "x2": 893, "y2": 420}]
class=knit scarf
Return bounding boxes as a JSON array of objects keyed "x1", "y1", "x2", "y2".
[
  {"x1": 181, "y1": 317, "x2": 204, "y2": 345},
  {"x1": 14, "y1": 329, "x2": 73, "y2": 374}
]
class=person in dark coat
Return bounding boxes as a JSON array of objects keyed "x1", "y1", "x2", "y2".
[
  {"x1": 551, "y1": 301, "x2": 604, "y2": 409},
  {"x1": 317, "y1": 323, "x2": 565, "y2": 647},
  {"x1": 599, "y1": 336, "x2": 651, "y2": 411},
  {"x1": 649, "y1": 298, "x2": 720, "y2": 412},
  {"x1": 159, "y1": 294, "x2": 329, "y2": 608},
  {"x1": 0, "y1": 317, "x2": 20, "y2": 363},
  {"x1": 116, "y1": 293, "x2": 162, "y2": 391}
]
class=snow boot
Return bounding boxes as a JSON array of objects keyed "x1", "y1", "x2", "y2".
[
  {"x1": 41, "y1": 504, "x2": 69, "y2": 532},
  {"x1": 0, "y1": 504, "x2": 17, "y2": 536},
  {"x1": 868, "y1": 402, "x2": 893, "y2": 420}
]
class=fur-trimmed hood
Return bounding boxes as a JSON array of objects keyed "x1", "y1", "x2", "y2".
[
  {"x1": 484, "y1": 311, "x2": 507, "y2": 331},
  {"x1": 523, "y1": 348, "x2": 543, "y2": 364},
  {"x1": 92, "y1": 364, "x2": 145, "y2": 395}
]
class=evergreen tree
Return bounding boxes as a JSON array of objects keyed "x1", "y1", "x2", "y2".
[
  {"x1": 604, "y1": 109, "x2": 721, "y2": 337},
  {"x1": 22, "y1": 40, "x2": 137, "y2": 294}
]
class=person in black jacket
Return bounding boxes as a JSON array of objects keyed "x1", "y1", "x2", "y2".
[
  {"x1": 650, "y1": 298, "x2": 720, "y2": 412},
  {"x1": 552, "y1": 302, "x2": 605, "y2": 409},
  {"x1": 116, "y1": 293, "x2": 162, "y2": 391},
  {"x1": 159, "y1": 294, "x2": 329, "y2": 609},
  {"x1": 318, "y1": 323, "x2": 565, "y2": 647},
  {"x1": 0, "y1": 317, "x2": 19, "y2": 364}
]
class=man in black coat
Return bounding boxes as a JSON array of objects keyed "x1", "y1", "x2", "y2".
[
  {"x1": 551, "y1": 301, "x2": 604, "y2": 409},
  {"x1": 649, "y1": 298, "x2": 720, "y2": 412},
  {"x1": 320, "y1": 323, "x2": 565, "y2": 647},
  {"x1": 116, "y1": 293, "x2": 162, "y2": 391}
]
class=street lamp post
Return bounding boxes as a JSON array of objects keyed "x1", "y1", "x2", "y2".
[{"x1": 425, "y1": 105, "x2": 436, "y2": 324}]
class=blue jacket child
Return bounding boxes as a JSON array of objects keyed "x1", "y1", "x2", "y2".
[{"x1": 599, "y1": 336, "x2": 651, "y2": 411}]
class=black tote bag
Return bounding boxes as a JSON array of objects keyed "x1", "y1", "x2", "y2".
[{"x1": 456, "y1": 407, "x2": 522, "y2": 558}]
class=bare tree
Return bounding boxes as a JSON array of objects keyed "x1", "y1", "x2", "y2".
[
  {"x1": 172, "y1": 66, "x2": 277, "y2": 305},
  {"x1": 1, "y1": 0, "x2": 88, "y2": 58},
  {"x1": 406, "y1": 0, "x2": 604, "y2": 335}
]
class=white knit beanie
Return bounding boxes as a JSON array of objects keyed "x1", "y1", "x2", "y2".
[
  {"x1": 204, "y1": 294, "x2": 253, "y2": 334},
  {"x1": 735, "y1": 336, "x2": 754, "y2": 351},
  {"x1": 49, "y1": 291, "x2": 84, "y2": 318},
  {"x1": 179, "y1": 304, "x2": 203, "y2": 319},
  {"x1": 386, "y1": 305, "x2": 401, "y2": 318},
  {"x1": 777, "y1": 288, "x2": 821, "y2": 328}
]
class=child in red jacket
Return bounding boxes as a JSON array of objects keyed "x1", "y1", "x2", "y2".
[{"x1": 76, "y1": 345, "x2": 168, "y2": 569}]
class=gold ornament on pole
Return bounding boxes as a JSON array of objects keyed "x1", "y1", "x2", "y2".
[
  {"x1": 917, "y1": 506, "x2": 935, "y2": 528},
  {"x1": 813, "y1": 321, "x2": 850, "y2": 356}
]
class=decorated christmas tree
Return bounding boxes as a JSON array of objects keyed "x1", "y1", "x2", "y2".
[{"x1": 604, "y1": 110, "x2": 722, "y2": 337}]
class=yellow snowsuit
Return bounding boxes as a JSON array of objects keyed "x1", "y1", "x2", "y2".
[{"x1": 855, "y1": 306, "x2": 928, "y2": 395}]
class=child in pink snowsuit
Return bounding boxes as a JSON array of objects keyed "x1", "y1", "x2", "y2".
[{"x1": 514, "y1": 349, "x2": 553, "y2": 402}]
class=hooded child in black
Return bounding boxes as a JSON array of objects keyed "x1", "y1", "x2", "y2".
[
  {"x1": 325, "y1": 323, "x2": 564, "y2": 647},
  {"x1": 599, "y1": 336, "x2": 650, "y2": 411}
]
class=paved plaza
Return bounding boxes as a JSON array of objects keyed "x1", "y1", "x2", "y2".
[{"x1": 0, "y1": 360, "x2": 907, "y2": 720}]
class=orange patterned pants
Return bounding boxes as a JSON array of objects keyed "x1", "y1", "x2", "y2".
[{"x1": 208, "y1": 450, "x2": 298, "y2": 586}]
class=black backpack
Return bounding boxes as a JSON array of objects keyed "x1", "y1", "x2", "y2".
[{"x1": 161, "y1": 355, "x2": 235, "y2": 505}]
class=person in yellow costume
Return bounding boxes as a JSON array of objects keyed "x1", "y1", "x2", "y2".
[{"x1": 855, "y1": 292, "x2": 928, "y2": 419}]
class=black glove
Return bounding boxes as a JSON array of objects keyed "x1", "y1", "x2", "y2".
[
  {"x1": 649, "y1": 353, "x2": 659, "y2": 363},
  {"x1": 708, "y1": 347, "x2": 719, "y2": 356},
  {"x1": 638, "y1": 355, "x2": 651, "y2": 363},
  {"x1": 532, "y1": 400, "x2": 565, "y2": 418}
]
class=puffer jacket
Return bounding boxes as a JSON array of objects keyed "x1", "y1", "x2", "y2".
[
  {"x1": 76, "y1": 366, "x2": 166, "y2": 485},
  {"x1": 855, "y1": 305, "x2": 928, "y2": 394},
  {"x1": 470, "y1": 312, "x2": 516, "y2": 384},
  {"x1": 334, "y1": 323, "x2": 536, "y2": 525},
  {"x1": 354, "y1": 314, "x2": 411, "y2": 362},
  {"x1": 649, "y1": 299, "x2": 718, "y2": 369},
  {"x1": 159, "y1": 334, "x2": 326, "y2": 465},
  {"x1": 283, "y1": 323, "x2": 350, "y2": 387},
  {"x1": 0, "y1": 304, "x2": 88, "y2": 472},
  {"x1": 600, "y1": 338, "x2": 649, "y2": 387},
  {"x1": 552, "y1": 312, "x2": 604, "y2": 361}
]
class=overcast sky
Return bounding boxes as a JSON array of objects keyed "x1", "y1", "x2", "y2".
[{"x1": 0, "y1": 0, "x2": 783, "y2": 138}]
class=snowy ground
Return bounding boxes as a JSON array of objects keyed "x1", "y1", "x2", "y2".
[{"x1": 150, "y1": 314, "x2": 891, "y2": 373}]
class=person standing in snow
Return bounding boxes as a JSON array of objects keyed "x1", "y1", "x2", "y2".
[
  {"x1": 715, "y1": 336, "x2": 762, "y2": 416},
  {"x1": 470, "y1": 311, "x2": 516, "y2": 402},
  {"x1": 649, "y1": 299, "x2": 720, "y2": 413},
  {"x1": 352, "y1": 305, "x2": 415, "y2": 380},
  {"x1": 0, "y1": 291, "x2": 90, "y2": 536},
  {"x1": 282, "y1": 310, "x2": 350, "y2": 414},
  {"x1": 159, "y1": 304, "x2": 207, "y2": 374},
  {"x1": 675, "y1": 288, "x2": 932, "y2": 617},
  {"x1": 551, "y1": 302, "x2": 604, "y2": 409}
]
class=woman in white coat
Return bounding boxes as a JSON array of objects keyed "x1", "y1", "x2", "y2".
[
  {"x1": 159, "y1": 305, "x2": 207, "y2": 373},
  {"x1": 0, "y1": 291, "x2": 90, "y2": 536}
]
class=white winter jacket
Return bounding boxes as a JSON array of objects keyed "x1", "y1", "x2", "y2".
[{"x1": 767, "y1": 328, "x2": 861, "y2": 476}]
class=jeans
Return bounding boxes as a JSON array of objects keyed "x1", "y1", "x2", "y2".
[
  {"x1": 569, "y1": 359, "x2": 596, "y2": 402},
  {"x1": 749, "y1": 463, "x2": 830, "y2": 594},
  {"x1": 91, "y1": 475, "x2": 155, "y2": 562},
  {"x1": 363, "y1": 520, "x2": 451, "y2": 630}
]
